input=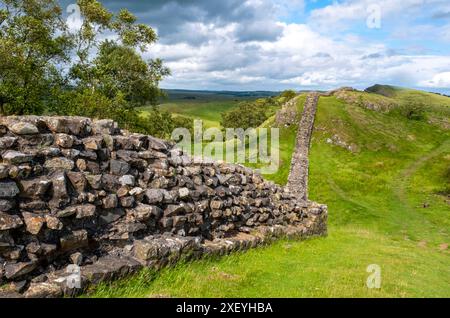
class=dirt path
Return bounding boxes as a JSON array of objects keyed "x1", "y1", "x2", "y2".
[
  {"x1": 327, "y1": 178, "x2": 373, "y2": 212},
  {"x1": 395, "y1": 139, "x2": 450, "y2": 208},
  {"x1": 287, "y1": 93, "x2": 319, "y2": 200}
]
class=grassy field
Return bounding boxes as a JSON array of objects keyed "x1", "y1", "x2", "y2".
[
  {"x1": 138, "y1": 89, "x2": 278, "y2": 128},
  {"x1": 87, "y1": 89, "x2": 450, "y2": 298},
  {"x1": 138, "y1": 100, "x2": 239, "y2": 128}
]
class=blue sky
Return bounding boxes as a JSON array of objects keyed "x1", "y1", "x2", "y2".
[{"x1": 61, "y1": 0, "x2": 450, "y2": 93}]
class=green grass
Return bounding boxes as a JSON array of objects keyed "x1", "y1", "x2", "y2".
[
  {"x1": 139, "y1": 100, "x2": 240, "y2": 128},
  {"x1": 368, "y1": 85, "x2": 450, "y2": 128},
  {"x1": 309, "y1": 97, "x2": 449, "y2": 244},
  {"x1": 87, "y1": 92, "x2": 450, "y2": 298},
  {"x1": 85, "y1": 226, "x2": 449, "y2": 298},
  {"x1": 394, "y1": 89, "x2": 450, "y2": 127}
]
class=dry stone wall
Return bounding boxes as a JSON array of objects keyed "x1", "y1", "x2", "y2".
[
  {"x1": 287, "y1": 93, "x2": 319, "y2": 200},
  {"x1": 0, "y1": 115, "x2": 327, "y2": 298},
  {"x1": 275, "y1": 95, "x2": 302, "y2": 127}
]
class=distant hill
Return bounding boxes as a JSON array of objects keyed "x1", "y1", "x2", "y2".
[
  {"x1": 366, "y1": 84, "x2": 450, "y2": 100},
  {"x1": 161, "y1": 89, "x2": 280, "y2": 102},
  {"x1": 365, "y1": 84, "x2": 399, "y2": 97}
]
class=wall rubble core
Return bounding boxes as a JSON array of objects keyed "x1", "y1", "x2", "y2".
[{"x1": 0, "y1": 115, "x2": 327, "y2": 298}]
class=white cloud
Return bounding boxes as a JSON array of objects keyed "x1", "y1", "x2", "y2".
[
  {"x1": 158, "y1": 20, "x2": 449, "y2": 91},
  {"x1": 419, "y1": 71, "x2": 450, "y2": 88},
  {"x1": 134, "y1": 0, "x2": 450, "y2": 92},
  {"x1": 309, "y1": 0, "x2": 447, "y2": 28},
  {"x1": 66, "y1": 3, "x2": 83, "y2": 32}
]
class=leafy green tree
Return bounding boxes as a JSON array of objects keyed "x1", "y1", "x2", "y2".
[
  {"x1": 140, "y1": 106, "x2": 193, "y2": 139},
  {"x1": 0, "y1": 0, "x2": 71, "y2": 115},
  {"x1": 92, "y1": 41, "x2": 169, "y2": 106},
  {"x1": 1, "y1": 0, "x2": 170, "y2": 136},
  {"x1": 58, "y1": 0, "x2": 170, "y2": 131},
  {"x1": 280, "y1": 89, "x2": 297, "y2": 101},
  {"x1": 220, "y1": 90, "x2": 298, "y2": 130},
  {"x1": 68, "y1": 1, "x2": 169, "y2": 97},
  {"x1": 172, "y1": 115, "x2": 195, "y2": 137},
  {"x1": 221, "y1": 102, "x2": 269, "y2": 129}
]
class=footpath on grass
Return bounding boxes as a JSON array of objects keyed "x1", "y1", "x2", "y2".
[{"x1": 395, "y1": 139, "x2": 450, "y2": 209}]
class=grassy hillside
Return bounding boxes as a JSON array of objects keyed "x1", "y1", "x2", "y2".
[
  {"x1": 365, "y1": 85, "x2": 450, "y2": 129},
  {"x1": 88, "y1": 90, "x2": 450, "y2": 298},
  {"x1": 365, "y1": 84, "x2": 400, "y2": 97},
  {"x1": 139, "y1": 101, "x2": 239, "y2": 128},
  {"x1": 138, "y1": 100, "x2": 239, "y2": 128}
]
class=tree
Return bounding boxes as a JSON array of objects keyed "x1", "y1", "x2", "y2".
[
  {"x1": 141, "y1": 106, "x2": 194, "y2": 139},
  {"x1": 92, "y1": 41, "x2": 169, "y2": 106},
  {"x1": 221, "y1": 101, "x2": 269, "y2": 130},
  {"x1": 67, "y1": 1, "x2": 169, "y2": 99},
  {"x1": 0, "y1": 0, "x2": 170, "y2": 135},
  {"x1": 280, "y1": 89, "x2": 297, "y2": 101},
  {"x1": 57, "y1": 0, "x2": 170, "y2": 130},
  {"x1": 0, "y1": 0, "x2": 71, "y2": 115}
]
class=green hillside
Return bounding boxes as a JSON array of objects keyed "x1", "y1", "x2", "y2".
[
  {"x1": 88, "y1": 88, "x2": 450, "y2": 298},
  {"x1": 139, "y1": 101, "x2": 239, "y2": 128},
  {"x1": 365, "y1": 84, "x2": 400, "y2": 97}
]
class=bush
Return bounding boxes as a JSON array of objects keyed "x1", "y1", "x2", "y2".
[
  {"x1": 399, "y1": 100, "x2": 426, "y2": 120},
  {"x1": 442, "y1": 166, "x2": 450, "y2": 195}
]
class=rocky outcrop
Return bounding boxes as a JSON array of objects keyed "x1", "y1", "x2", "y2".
[
  {"x1": 326, "y1": 134, "x2": 359, "y2": 153},
  {"x1": 0, "y1": 115, "x2": 327, "y2": 297},
  {"x1": 324, "y1": 87, "x2": 397, "y2": 112},
  {"x1": 321, "y1": 87, "x2": 356, "y2": 97},
  {"x1": 287, "y1": 93, "x2": 319, "y2": 200}
]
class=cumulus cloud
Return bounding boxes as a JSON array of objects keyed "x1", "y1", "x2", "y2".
[
  {"x1": 56, "y1": 0, "x2": 450, "y2": 93},
  {"x1": 419, "y1": 72, "x2": 450, "y2": 88},
  {"x1": 308, "y1": 0, "x2": 448, "y2": 29}
]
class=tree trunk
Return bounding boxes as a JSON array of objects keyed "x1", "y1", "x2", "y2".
[{"x1": 0, "y1": 99, "x2": 5, "y2": 116}]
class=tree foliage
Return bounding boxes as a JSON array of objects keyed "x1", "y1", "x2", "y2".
[
  {"x1": 0, "y1": 0, "x2": 170, "y2": 134},
  {"x1": 280, "y1": 89, "x2": 297, "y2": 101},
  {"x1": 91, "y1": 41, "x2": 168, "y2": 106},
  {"x1": 142, "y1": 106, "x2": 194, "y2": 139},
  {"x1": 0, "y1": 0, "x2": 71, "y2": 115},
  {"x1": 221, "y1": 91, "x2": 299, "y2": 129},
  {"x1": 221, "y1": 101, "x2": 269, "y2": 130},
  {"x1": 67, "y1": 0, "x2": 168, "y2": 98}
]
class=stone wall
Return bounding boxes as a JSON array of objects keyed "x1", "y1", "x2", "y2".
[
  {"x1": 287, "y1": 93, "x2": 319, "y2": 200},
  {"x1": 0, "y1": 115, "x2": 327, "y2": 297},
  {"x1": 275, "y1": 95, "x2": 301, "y2": 127}
]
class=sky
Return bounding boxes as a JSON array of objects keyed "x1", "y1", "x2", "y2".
[{"x1": 60, "y1": 0, "x2": 450, "y2": 93}]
